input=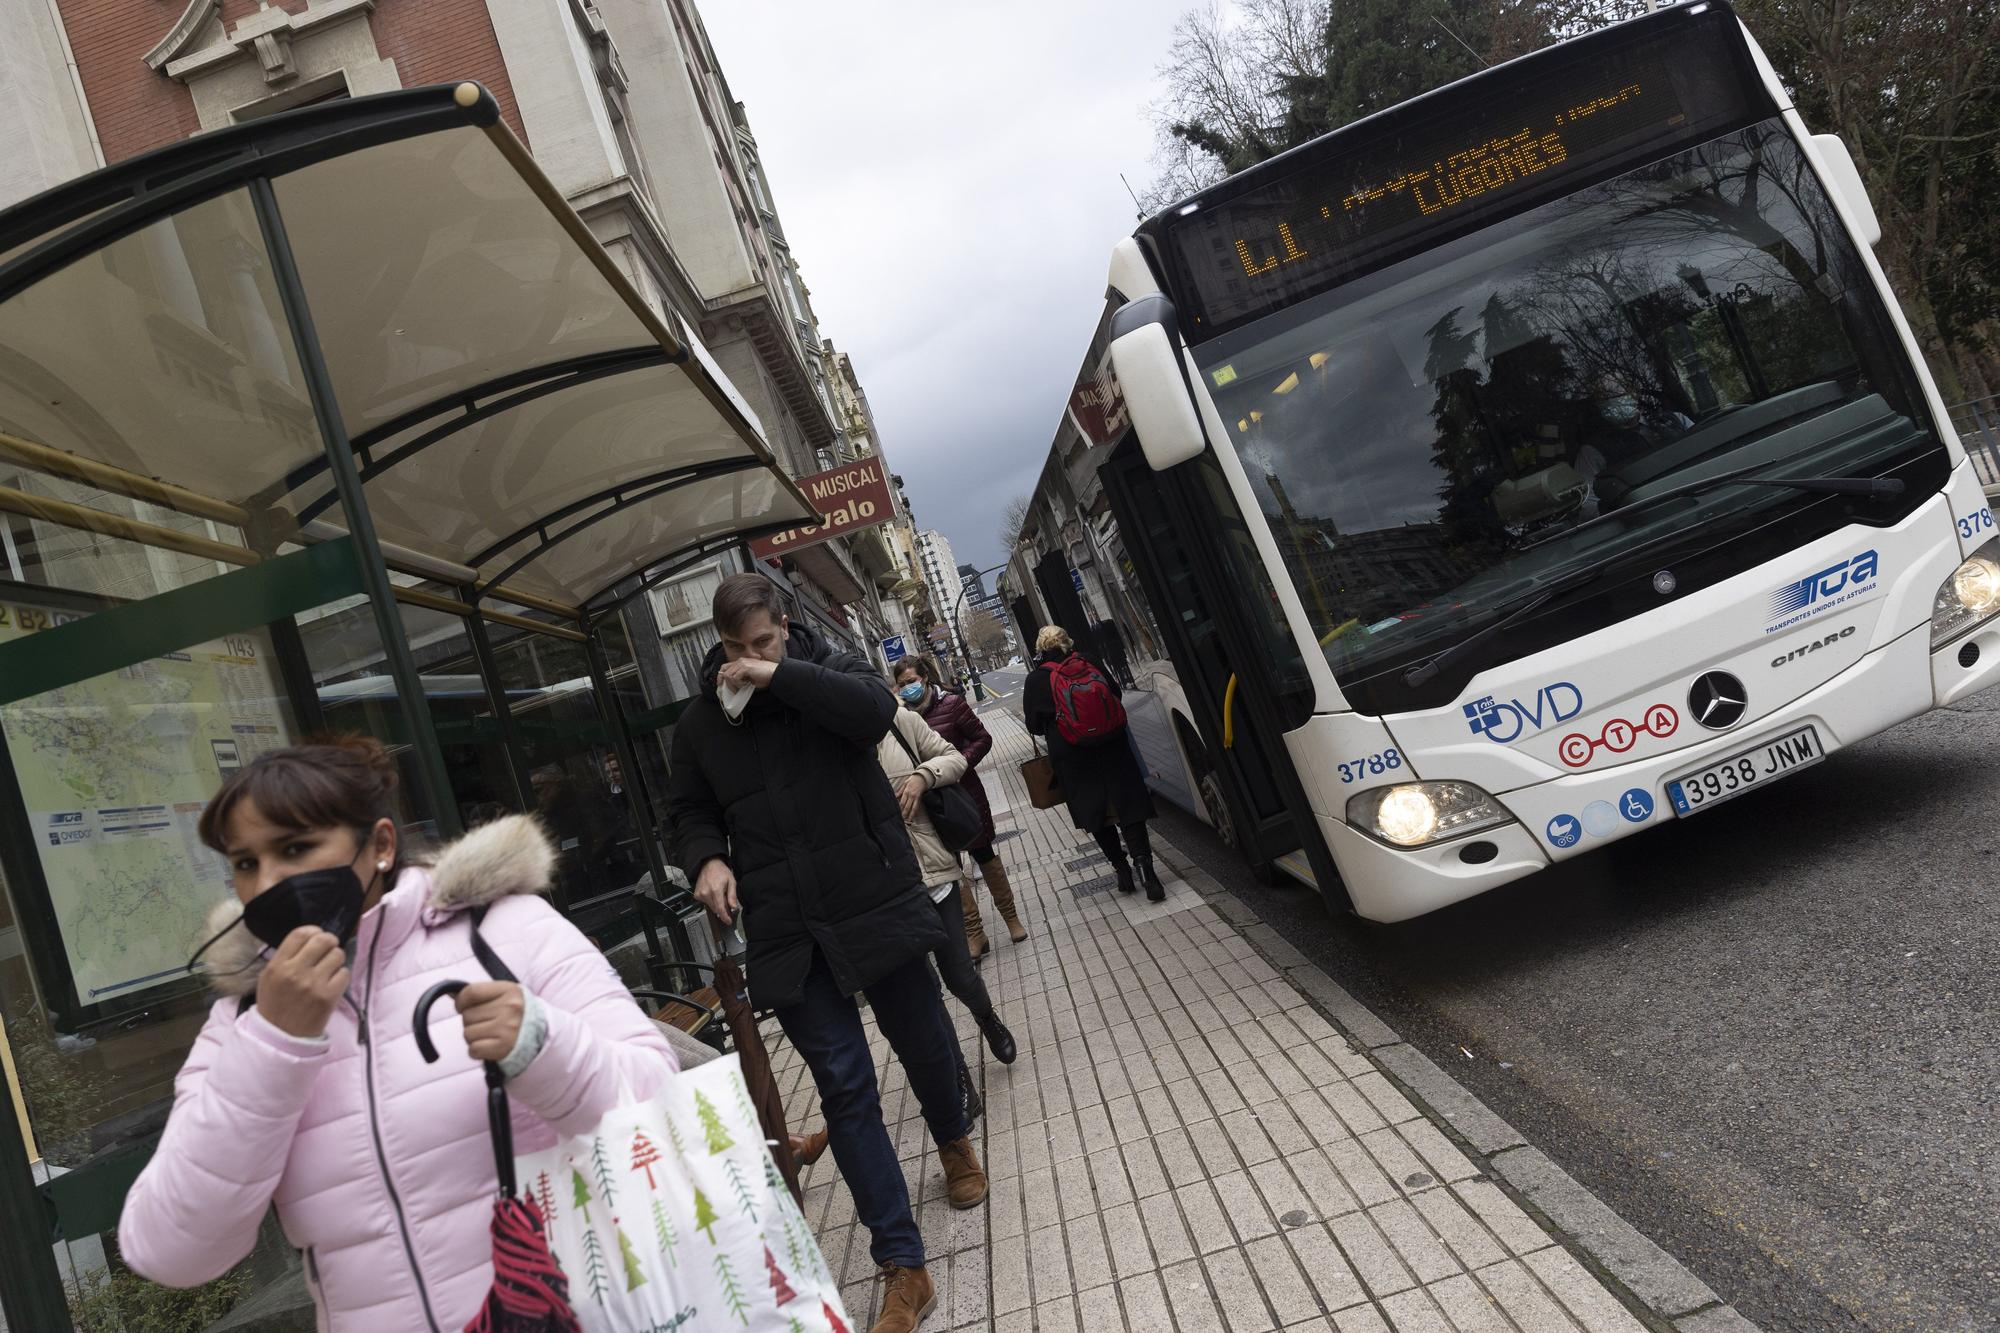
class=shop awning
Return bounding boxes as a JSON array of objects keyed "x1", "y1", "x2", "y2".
[{"x1": 0, "y1": 83, "x2": 816, "y2": 623}]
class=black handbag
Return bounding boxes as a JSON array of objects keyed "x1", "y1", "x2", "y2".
[{"x1": 889, "y1": 721, "x2": 985, "y2": 852}]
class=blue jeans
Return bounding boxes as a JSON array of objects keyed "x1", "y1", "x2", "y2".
[{"x1": 774, "y1": 949, "x2": 967, "y2": 1268}]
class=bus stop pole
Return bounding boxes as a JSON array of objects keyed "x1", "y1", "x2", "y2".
[
  {"x1": 580, "y1": 619, "x2": 693, "y2": 971},
  {"x1": 461, "y1": 597, "x2": 534, "y2": 814},
  {"x1": 249, "y1": 178, "x2": 461, "y2": 840}
]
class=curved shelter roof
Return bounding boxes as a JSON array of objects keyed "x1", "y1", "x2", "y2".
[{"x1": 0, "y1": 83, "x2": 815, "y2": 621}]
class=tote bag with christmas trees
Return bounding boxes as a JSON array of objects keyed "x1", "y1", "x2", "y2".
[{"x1": 513, "y1": 1052, "x2": 851, "y2": 1333}]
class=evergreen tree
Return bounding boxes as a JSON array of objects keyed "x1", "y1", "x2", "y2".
[
  {"x1": 732, "y1": 1074, "x2": 758, "y2": 1131},
  {"x1": 652, "y1": 1197, "x2": 679, "y2": 1269},
  {"x1": 725, "y1": 1158, "x2": 759, "y2": 1223},
  {"x1": 582, "y1": 1228, "x2": 610, "y2": 1303},
  {"x1": 764, "y1": 1245, "x2": 798, "y2": 1305},
  {"x1": 823, "y1": 1301, "x2": 850, "y2": 1333},
  {"x1": 618, "y1": 1227, "x2": 647, "y2": 1292},
  {"x1": 631, "y1": 1130, "x2": 664, "y2": 1190},
  {"x1": 664, "y1": 1109, "x2": 690, "y2": 1160},
  {"x1": 715, "y1": 1251, "x2": 749, "y2": 1326},
  {"x1": 535, "y1": 1171, "x2": 558, "y2": 1227},
  {"x1": 570, "y1": 1166, "x2": 593, "y2": 1213},
  {"x1": 695, "y1": 1091, "x2": 735, "y2": 1154},
  {"x1": 693, "y1": 1185, "x2": 719, "y2": 1242},
  {"x1": 590, "y1": 1136, "x2": 619, "y2": 1208}
]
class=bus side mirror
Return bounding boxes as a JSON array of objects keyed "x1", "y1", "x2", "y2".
[
  {"x1": 1109, "y1": 295, "x2": 1207, "y2": 472},
  {"x1": 1812, "y1": 133, "x2": 1879, "y2": 249}
]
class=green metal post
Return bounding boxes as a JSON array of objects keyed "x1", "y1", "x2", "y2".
[{"x1": 249, "y1": 178, "x2": 461, "y2": 839}]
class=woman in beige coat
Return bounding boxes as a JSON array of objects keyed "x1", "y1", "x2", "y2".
[{"x1": 877, "y1": 708, "x2": 1017, "y2": 1078}]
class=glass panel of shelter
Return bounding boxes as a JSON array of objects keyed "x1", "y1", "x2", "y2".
[{"x1": 0, "y1": 189, "x2": 425, "y2": 1327}]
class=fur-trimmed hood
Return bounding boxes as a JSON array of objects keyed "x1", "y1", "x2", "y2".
[{"x1": 197, "y1": 814, "x2": 557, "y2": 998}]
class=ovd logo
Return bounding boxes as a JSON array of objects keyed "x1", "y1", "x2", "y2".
[{"x1": 1464, "y1": 682, "x2": 1585, "y2": 744}]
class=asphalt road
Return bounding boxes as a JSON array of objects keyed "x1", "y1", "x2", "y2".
[{"x1": 981, "y1": 666, "x2": 1999, "y2": 1332}]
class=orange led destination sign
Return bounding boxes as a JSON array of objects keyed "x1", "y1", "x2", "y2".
[
  {"x1": 1233, "y1": 83, "x2": 1655, "y2": 284},
  {"x1": 1155, "y1": 10, "x2": 1764, "y2": 339}
]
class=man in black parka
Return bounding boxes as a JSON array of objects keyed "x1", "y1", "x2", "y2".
[{"x1": 667, "y1": 574, "x2": 981, "y2": 1333}]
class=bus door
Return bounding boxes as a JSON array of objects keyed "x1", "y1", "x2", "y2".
[
  {"x1": 1032, "y1": 550, "x2": 1097, "y2": 655},
  {"x1": 1102, "y1": 438, "x2": 1344, "y2": 901}
]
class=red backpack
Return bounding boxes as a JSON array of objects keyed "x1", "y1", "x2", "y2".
[{"x1": 1044, "y1": 654, "x2": 1126, "y2": 745}]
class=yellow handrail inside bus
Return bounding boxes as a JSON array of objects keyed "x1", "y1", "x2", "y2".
[{"x1": 1219, "y1": 617, "x2": 1360, "y2": 748}]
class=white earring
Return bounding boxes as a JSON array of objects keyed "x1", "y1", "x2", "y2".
[{"x1": 377, "y1": 861, "x2": 389, "y2": 872}]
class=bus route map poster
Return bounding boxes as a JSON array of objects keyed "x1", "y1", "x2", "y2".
[{"x1": 0, "y1": 597, "x2": 293, "y2": 1013}]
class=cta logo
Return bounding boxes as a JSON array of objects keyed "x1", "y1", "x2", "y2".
[
  {"x1": 1766, "y1": 549, "x2": 1880, "y2": 634},
  {"x1": 1771, "y1": 623, "x2": 1856, "y2": 668},
  {"x1": 1463, "y1": 682, "x2": 1584, "y2": 744},
  {"x1": 1557, "y1": 704, "x2": 1678, "y2": 767}
]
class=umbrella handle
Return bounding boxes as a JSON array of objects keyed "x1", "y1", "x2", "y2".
[{"x1": 413, "y1": 979, "x2": 518, "y2": 1200}]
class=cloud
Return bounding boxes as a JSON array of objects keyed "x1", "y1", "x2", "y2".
[{"x1": 697, "y1": 1, "x2": 1183, "y2": 572}]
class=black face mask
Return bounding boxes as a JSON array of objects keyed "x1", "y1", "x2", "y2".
[{"x1": 188, "y1": 862, "x2": 380, "y2": 974}]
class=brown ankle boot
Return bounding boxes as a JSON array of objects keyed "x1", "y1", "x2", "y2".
[
  {"x1": 981, "y1": 857, "x2": 1028, "y2": 942},
  {"x1": 871, "y1": 1263, "x2": 936, "y2": 1333},
  {"x1": 960, "y1": 881, "x2": 988, "y2": 960},
  {"x1": 937, "y1": 1136, "x2": 988, "y2": 1209}
]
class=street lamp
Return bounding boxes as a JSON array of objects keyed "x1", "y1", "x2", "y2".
[{"x1": 949, "y1": 560, "x2": 1012, "y2": 702}]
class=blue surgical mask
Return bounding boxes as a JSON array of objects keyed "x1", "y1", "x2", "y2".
[{"x1": 898, "y1": 682, "x2": 926, "y2": 705}]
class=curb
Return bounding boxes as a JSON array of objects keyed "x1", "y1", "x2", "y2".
[{"x1": 1161, "y1": 843, "x2": 1759, "y2": 1333}]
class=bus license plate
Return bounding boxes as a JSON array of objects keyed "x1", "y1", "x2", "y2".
[{"x1": 1666, "y1": 726, "x2": 1822, "y2": 816}]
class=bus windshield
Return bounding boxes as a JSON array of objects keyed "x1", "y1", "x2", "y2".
[{"x1": 1194, "y1": 123, "x2": 1940, "y2": 712}]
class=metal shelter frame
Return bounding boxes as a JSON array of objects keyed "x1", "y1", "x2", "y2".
[{"x1": 0, "y1": 83, "x2": 822, "y2": 1329}]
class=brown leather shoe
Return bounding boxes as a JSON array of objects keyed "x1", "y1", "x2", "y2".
[
  {"x1": 788, "y1": 1127, "x2": 829, "y2": 1166},
  {"x1": 871, "y1": 1263, "x2": 935, "y2": 1333},
  {"x1": 937, "y1": 1136, "x2": 987, "y2": 1209}
]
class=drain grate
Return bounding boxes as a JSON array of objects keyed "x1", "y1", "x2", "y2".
[
  {"x1": 1070, "y1": 873, "x2": 1119, "y2": 897},
  {"x1": 1063, "y1": 853, "x2": 1108, "y2": 872}
]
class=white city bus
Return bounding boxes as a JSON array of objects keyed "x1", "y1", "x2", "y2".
[{"x1": 1087, "y1": 1, "x2": 2000, "y2": 921}]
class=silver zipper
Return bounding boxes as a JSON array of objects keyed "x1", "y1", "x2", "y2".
[{"x1": 358, "y1": 913, "x2": 443, "y2": 1333}]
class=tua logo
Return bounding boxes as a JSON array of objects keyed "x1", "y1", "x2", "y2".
[
  {"x1": 1463, "y1": 682, "x2": 1585, "y2": 744},
  {"x1": 1768, "y1": 549, "x2": 1879, "y2": 621}
]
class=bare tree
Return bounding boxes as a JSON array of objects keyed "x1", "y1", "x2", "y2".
[
  {"x1": 1143, "y1": 0, "x2": 1331, "y2": 209},
  {"x1": 999, "y1": 494, "x2": 1033, "y2": 553}
]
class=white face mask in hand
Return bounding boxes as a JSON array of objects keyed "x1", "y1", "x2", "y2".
[{"x1": 720, "y1": 677, "x2": 756, "y2": 721}]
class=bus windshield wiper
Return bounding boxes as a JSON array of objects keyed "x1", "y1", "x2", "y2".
[
  {"x1": 1524, "y1": 464, "x2": 1905, "y2": 551},
  {"x1": 1402, "y1": 467, "x2": 1905, "y2": 688},
  {"x1": 1401, "y1": 584, "x2": 1563, "y2": 688}
]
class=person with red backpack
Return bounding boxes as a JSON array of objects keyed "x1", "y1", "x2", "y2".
[{"x1": 1021, "y1": 625, "x2": 1165, "y2": 900}]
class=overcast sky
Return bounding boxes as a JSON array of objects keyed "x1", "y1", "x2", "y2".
[{"x1": 698, "y1": 2, "x2": 1187, "y2": 577}]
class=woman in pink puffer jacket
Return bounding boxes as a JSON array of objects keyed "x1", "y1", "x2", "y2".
[{"x1": 118, "y1": 737, "x2": 677, "y2": 1331}]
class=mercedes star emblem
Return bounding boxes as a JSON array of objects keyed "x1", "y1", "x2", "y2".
[{"x1": 1688, "y1": 671, "x2": 1748, "y2": 730}]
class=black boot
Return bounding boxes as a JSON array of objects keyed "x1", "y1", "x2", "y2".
[
  {"x1": 1108, "y1": 848, "x2": 1137, "y2": 894},
  {"x1": 1136, "y1": 854, "x2": 1167, "y2": 902},
  {"x1": 959, "y1": 1056, "x2": 984, "y2": 1121},
  {"x1": 977, "y1": 1009, "x2": 1017, "y2": 1065}
]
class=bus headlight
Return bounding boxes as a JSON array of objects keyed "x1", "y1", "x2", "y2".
[
  {"x1": 1348, "y1": 781, "x2": 1508, "y2": 848},
  {"x1": 1930, "y1": 538, "x2": 2000, "y2": 646}
]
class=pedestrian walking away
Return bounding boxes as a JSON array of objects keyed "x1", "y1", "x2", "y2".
[
  {"x1": 119, "y1": 736, "x2": 679, "y2": 1332},
  {"x1": 893, "y1": 656, "x2": 1029, "y2": 954},
  {"x1": 789, "y1": 703, "x2": 1021, "y2": 1171},
  {"x1": 665, "y1": 572, "x2": 984, "y2": 1333},
  {"x1": 1022, "y1": 624, "x2": 1166, "y2": 900}
]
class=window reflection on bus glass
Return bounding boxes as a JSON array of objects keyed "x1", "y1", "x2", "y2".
[{"x1": 1195, "y1": 123, "x2": 1935, "y2": 714}]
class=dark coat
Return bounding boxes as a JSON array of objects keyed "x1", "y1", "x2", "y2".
[
  {"x1": 916, "y1": 688, "x2": 996, "y2": 848},
  {"x1": 666, "y1": 624, "x2": 949, "y2": 1008},
  {"x1": 1022, "y1": 650, "x2": 1156, "y2": 832}
]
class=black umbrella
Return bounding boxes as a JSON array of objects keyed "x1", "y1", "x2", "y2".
[{"x1": 416, "y1": 979, "x2": 582, "y2": 1333}]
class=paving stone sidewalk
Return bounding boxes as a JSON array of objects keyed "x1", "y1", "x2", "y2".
[{"x1": 762, "y1": 706, "x2": 1753, "y2": 1333}]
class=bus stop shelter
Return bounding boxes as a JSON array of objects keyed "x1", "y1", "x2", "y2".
[{"x1": 0, "y1": 83, "x2": 814, "y2": 1328}]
